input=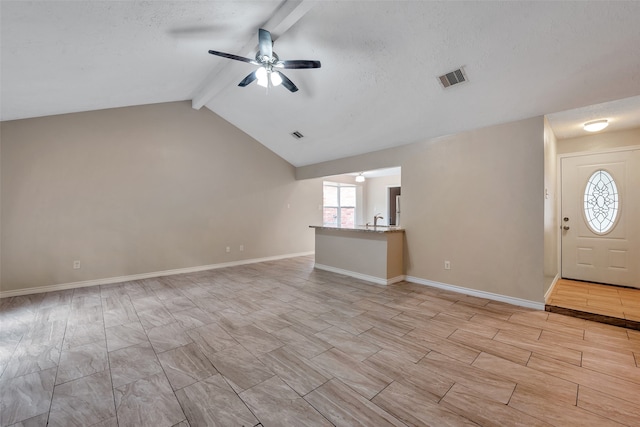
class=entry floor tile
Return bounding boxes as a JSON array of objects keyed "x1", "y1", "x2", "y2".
[{"x1": 546, "y1": 279, "x2": 640, "y2": 330}]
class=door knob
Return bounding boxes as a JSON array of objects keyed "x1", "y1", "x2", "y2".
[{"x1": 563, "y1": 226, "x2": 570, "y2": 230}]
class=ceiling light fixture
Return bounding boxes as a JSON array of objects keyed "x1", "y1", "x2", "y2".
[
  {"x1": 255, "y1": 66, "x2": 282, "y2": 88},
  {"x1": 583, "y1": 119, "x2": 609, "y2": 132},
  {"x1": 270, "y1": 70, "x2": 282, "y2": 87},
  {"x1": 355, "y1": 173, "x2": 365, "y2": 183},
  {"x1": 256, "y1": 67, "x2": 268, "y2": 88}
]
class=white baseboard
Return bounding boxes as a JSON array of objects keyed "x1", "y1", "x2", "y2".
[
  {"x1": 544, "y1": 274, "x2": 561, "y2": 300},
  {"x1": 313, "y1": 263, "x2": 405, "y2": 286},
  {"x1": 405, "y1": 276, "x2": 545, "y2": 310},
  {"x1": 0, "y1": 251, "x2": 315, "y2": 298}
]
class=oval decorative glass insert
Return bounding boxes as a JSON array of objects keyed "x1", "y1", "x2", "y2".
[{"x1": 583, "y1": 170, "x2": 619, "y2": 234}]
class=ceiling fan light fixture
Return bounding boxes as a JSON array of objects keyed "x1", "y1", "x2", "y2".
[
  {"x1": 256, "y1": 66, "x2": 268, "y2": 87},
  {"x1": 355, "y1": 173, "x2": 365, "y2": 183},
  {"x1": 270, "y1": 71, "x2": 282, "y2": 87},
  {"x1": 583, "y1": 119, "x2": 609, "y2": 132}
]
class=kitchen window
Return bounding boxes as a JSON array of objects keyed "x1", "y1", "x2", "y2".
[{"x1": 323, "y1": 182, "x2": 356, "y2": 227}]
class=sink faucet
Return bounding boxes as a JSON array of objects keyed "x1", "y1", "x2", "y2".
[{"x1": 374, "y1": 213, "x2": 383, "y2": 227}]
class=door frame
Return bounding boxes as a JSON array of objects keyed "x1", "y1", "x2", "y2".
[
  {"x1": 557, "y1": 144, "x2": 640, "y2": 283},
  {"x1": 387, "y1": 186, "x2": 401, "y2": 226}
]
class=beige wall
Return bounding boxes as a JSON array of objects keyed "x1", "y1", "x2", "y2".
[
  {"x1": 298, "y1": 117, "x2": 546, "y2": 303},
  {"x1": 557, "y1": 127, "x2": 640, "y2": 154},
  {"x1": 543, "y1": 117, "x2": 559, "y2": 292},
  {"x1": 0, "y1": 139, "x2": 2, "y2": 287},
  {"x1": 297, "y1": 144, "x2": 409, "y2": 180},
  {"x1": 364, "y1": 175, "x2": 401, "y2": 227},
  {"x1": 323, "y1": 174, "x2": 358, "y2": 185},
  {"x1": 0, "y1": 101, "x2": 322, "y2": 293}
]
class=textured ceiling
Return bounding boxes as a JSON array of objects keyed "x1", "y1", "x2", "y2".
[
  {"x1": 546, "y1": 95, "x2": 640, "y2": 140},
  {"x1": 2, "y1": 1, "x2": 640, "y2": 167}
]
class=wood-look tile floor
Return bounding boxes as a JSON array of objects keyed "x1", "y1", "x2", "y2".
[
  {"x1": 2, "y1": 256, "x2": 640, "y2": 426},
  {"x1": 546, "y1": 279, "x2": 640, "y2": 330}
]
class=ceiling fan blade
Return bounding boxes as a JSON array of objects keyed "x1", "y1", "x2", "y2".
[
  {"x1": 208, "y1": 50, "x2": 258, "y2": 65},
  {"x1": 275, "y1": 60, "x2": 321, "y2": 69},
  {"x1": 238, "y1": 71, "x2": 258, "y2": 87},
  {"x1": 258, "y1": 28, "x2": 273, "y2": 59},
  {"x1": 275, "y1": 71, "x2": 298, "y2": 93}
]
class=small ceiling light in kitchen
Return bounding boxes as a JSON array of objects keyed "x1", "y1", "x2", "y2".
[
  {"x1": 355, "y1": 173, "x2": 365, "y2": 183},
  {"x1": 583, "y1": 119, "x2": 609, "y2": 132}
]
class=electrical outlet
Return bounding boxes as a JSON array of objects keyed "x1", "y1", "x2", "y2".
[
  {"x1": 239, "y1": 245, "x2": 244, "y2": 252},
  {"x1": 444, "y1": 260, "x2": 451, "y2": 270},
  {"x1": 73, "y1": 260, "x2": 81, "y2": 269},
  {"x1": 226, "y1": 246, "x2": 231, "y2": 253}
]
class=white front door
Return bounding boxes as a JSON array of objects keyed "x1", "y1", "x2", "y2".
[{"x1": 561, "y1": 149, "x2": 640, "y2": 288}]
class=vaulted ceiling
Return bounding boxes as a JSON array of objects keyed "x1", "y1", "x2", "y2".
[{"x1": 2, "y1": 1, "x2": 640, "y2": 166}]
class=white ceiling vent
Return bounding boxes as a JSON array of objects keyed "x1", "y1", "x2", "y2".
[
  {"x1": 291, "y1": 131, "x2": 304, "y2": 140},
  {"x1": 438, "y1": 68, "x2": 467, "y2": 88}
]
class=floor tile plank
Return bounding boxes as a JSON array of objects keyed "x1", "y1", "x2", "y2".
[
  {"x1": 372, "y1": 380, "x2": 477, "y2": 427},
  {"x1": 114, "y1": 372, "x2": 185, "y2": 427},
  {"x1": 441, "y1": 383, "x2": 551, "y2": 427},
  {"x1": 223, "y1": 324, "x2": 284, "y2": 356},
  {"x1": 0, "y1": 367, "x2": 56, "y2": 426},
  {"x1": 108, "y1": 342, "x2": 162, "y2": 388},
  {"x1": 314, "y1": 326, "x2": 381, "y2": 362},
  {"x1": 105, "y1": 321, "x2": 148, "y2": 352},
  {"x1": 471, "y1": 352, "x2": 578, "y2": 405},
  {"x1": 577, "y1": 385, "x2": 640, "y2": 426},
  {"x1": 363, "y1": 350, "x2": 452, "y2": 400},
  {"x1": 448, "y1": 329, "x2": 531, "y2": 365},
  {"x1": 156, "y1": 343, "x2": 218, "y2": 391},
  {"x1": 526, "y1": 354, "x2": 640, "y2": 405},
  {"x1": 272, "y1": 326, "x2": 332, "y2": 359},
  {"x1": 508, "y1": 384, "x2": 625, "y2": 427},
  {"x1": 311, "y1": 348, "x2": 393, "y2": 400},
  {"x1": 49, "y1": 370, "x2": 115, "y2": 427},
  {"x1": 56, "y1": 341, "x2": 108, "y2": 385},
  {"x1": 492, "y1": 330, "x2": 582, "y2": 366},
  {"x1": 407, "y1": 328, "x2": 480, "y2": 364},
  {"x1": 420, "y1": 351, "x2": 516, "y2": 404},
  {"x1": 240, "y1": 376, "x2": 332, "y2": 426},
  {"x1": 175, "y1": 374, "x2": 258, "y2": 427},
  {"x1": 359, "y1": 327, "x2": 429, "y2": 362},
  {"x1": 304, "y1": 379, "x2": 406, "y2": 427},
  {"x1": 259, "y1": 347, "x2": 330, "y2": 396},
  {"x1": 205, "y1": 344, "x2": 274, "y2": 393}
]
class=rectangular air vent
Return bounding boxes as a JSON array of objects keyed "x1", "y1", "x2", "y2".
[
  {"x1": 291, "y1": 131, "x2": 304, "y2": 140},
  {"x1": 438, "y1": 67, "x2": 467, "y2": 88}
]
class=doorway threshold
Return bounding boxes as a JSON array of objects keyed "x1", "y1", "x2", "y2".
[{"x1": 545, "y1": 279, "x2": 640, "y2": 331}]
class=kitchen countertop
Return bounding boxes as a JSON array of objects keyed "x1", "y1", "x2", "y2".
[{"x1": 309, "y1": 225, "x2": 405, "y2": 234}]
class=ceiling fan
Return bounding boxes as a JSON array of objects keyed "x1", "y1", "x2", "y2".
[{"x1": 208, "y1": 28, "x2": 321, "y2": 92}]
